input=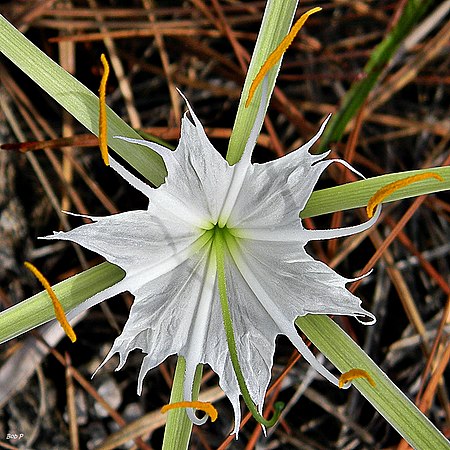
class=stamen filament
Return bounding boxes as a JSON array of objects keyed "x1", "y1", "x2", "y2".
[
  {"x1": 161, "y1": 401, "x2": 218, "y2": 422},
  {"x1": 245, "y1": 7, "x2": 322, "y2": 107},
  {"x1": 24, "y1": 261, "x2": 76, "y2": 343},
  {"x1": 367, "y1": 172, "x2": 444, "y2": 218},
  {"x1": 99, "y1": 53, "x2": 110, "y2": 166},
  {"x1": 214, "y1": 227, "x2": 284, "y2": 428},
  {"x1": 339, "y1": 368, "x2": 376, "y2": 389}
]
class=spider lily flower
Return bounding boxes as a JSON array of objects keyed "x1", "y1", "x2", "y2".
[{"x1": 43, "y1": 79, "x2": 379, "y2": 434}]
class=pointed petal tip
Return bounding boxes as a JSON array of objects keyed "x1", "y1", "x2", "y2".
[
  {"x1": 177, "y1": 90, "x2": 206, "y2": 134},
  {"x1": 137, "y1": 354, "x2": 154, "y2": 395},
  {"x1": 39, "y1": 230, "x2": 66, "y2": 241},
  {"x1": 294, "y1": 112, "x2": 332, "y2": 157},
  {"x1": 91, "y1": 346, "x2": 120, "y2": 379}
]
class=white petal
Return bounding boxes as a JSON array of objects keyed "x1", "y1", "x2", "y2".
[
  {"x1": 305, "y1": 205, "x2": 380, "y2": 241},
  {"x1": 232, "y1": 235, "x2": 375, "y2": 323},
  {"x1": 66, "y1": 277, "x2": 130, "y2": 321},
  {"x1": 116, "y1": 103, "x2": 233, "y2": 226},
  {"x1": 225, "y1": 236, "x2": 345, "y2": 386},
  {"x1": 109, "y1": 155, "x2": 154, "y2": 198},
  {"x1": 42, "y1": 210, "x2": 204, "y2": 275},
  {"x1": 231, "y1": 205, "x2": 381, "y2": 243},
  {"x1": 226, "y1": 119, "x2": 333, "y2": 229},
  {"x1": 96, "y1": 242, "x2": 214, "y2": 390}
]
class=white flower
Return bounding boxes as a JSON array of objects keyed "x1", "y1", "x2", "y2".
[{"x1": 44, "y1": 83, "x2": 378, "y2": 434}]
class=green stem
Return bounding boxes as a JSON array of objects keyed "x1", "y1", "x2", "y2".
[
  {"x1": 214, "y1": 227, "x2": 283, "y2": 428},
  {"x1": 162, "y1": 357, "x2": 203, "y2": 450}
]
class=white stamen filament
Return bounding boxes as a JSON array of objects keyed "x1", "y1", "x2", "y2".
[
  {"x1": 226, "y1": 235, "x2": 343, "y2": 387},
  {"x1": 218, "y1": 78, "x2": 269, "y2": 227},
  {"x1": 183, "y1": 245, "x2": 217, "y2": 425}
]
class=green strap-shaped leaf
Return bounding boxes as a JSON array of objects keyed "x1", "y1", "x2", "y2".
[
  {"x1": 0, "y1": 14, "x2": 166, "y2": 186},
  {"x1": 297, "y1": 315, "x2": 450, "y2": 449},
  {"x1": 161, "y1": 358, "x2": 203, "y2": 450},
  {"x1": 226, "y1": 0, "x2": 298, "y2": 165},
  {"x1": 0, "y1": 262, "x2": 124, "y2": 343},
  {"x1": 302, "y1": 166, "x2": 450, "y2": 218},
  {"x1": 318, "y1": 0, "x2": 433, "y2": 151}
]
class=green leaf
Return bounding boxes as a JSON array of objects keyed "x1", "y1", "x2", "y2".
[
  {"x1": 0, "y1": 14, "x2": 166, "y2": 186},
  {"x1": 226, "y1": 0, "x2": 298, "y2": 165},
  {"x1": 296, "y1": 315, "x2": 450, "y2": 450},
  {"x1": 301, "y1": 166, "x2": 450, "y2": 218},
  {"x1": 162, "y1": 358, "x2": 203, "y2": 450},
  {"x1": 318, "y1": 0, "x2": 433, "y2": 151},
  {"x1": 0, "y1": 262, "x2": 124, "y2": 344}
]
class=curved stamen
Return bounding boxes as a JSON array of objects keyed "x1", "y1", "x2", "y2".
[
  {"x1": 339, "y1": 368, "x2": 376, "y2": 389},
  {"x1": 161, "y1": 401, "x2": 218, "y2": 422},
  {"x1": 214, "y1": 227, "x2": 284, "y2": 429},
  {"x1": 24, "y1": 262, "x2": 76, "y2": 343},
  {"x1": 98, "y1": 53, "x2": 110, "y2": 166},
  {"x1": 367, "y1": 172, "x2": 443, "y2": 218}
]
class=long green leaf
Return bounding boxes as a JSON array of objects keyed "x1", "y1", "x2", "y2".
[
  {"x1": 0, "y1": 262, "x2": 123, "y2": 343},
  {"x1": 0, "y1": 14, "x2": 166, "y2": 186},
  {"x1": 226, "y1": 0, "x2": 298, "y2": 165},
  {"x1": 296, "y1": 315, "x2": 449, "y2": 449},
  {"x1": 162, "y1": 358, "x2": 203, "y2": 450},
  {"x1": 318, "y1": 0, "x2": 433, "y2": 151},
  {"x1": 302, "y1": 166, "x2": 450, "y2": 218}
]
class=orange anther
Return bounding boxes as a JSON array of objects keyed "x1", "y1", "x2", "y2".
[
  {"x1": 99, "y1": 53, "x2": 110, "y2": 166},
  {"x1": 367, "y1": 172, "x2": 444, "y2": 218},
  {"x1": 245, "y1": 7, "x2": 322, "y2": 107},
  {"x1": 339, "y1": 368, "x2": 376, "y2": 389},
  {"x1": 161, "y1": 401, "x2": 218, "y2": 422},
  {"x1": 24, "y1": 262, "x2": 76, "y2": 342}
]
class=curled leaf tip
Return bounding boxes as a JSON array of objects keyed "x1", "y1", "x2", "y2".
[
  {"x1": 366, "y1": 172, "x2": 444, "y2": 218},
  {"x1": 339, "y1": 368, "x2": 376, "y2": 389},
  {"x1": 161, "y1": 401, "x2": 218, "y2": 422},
  {"x1": 99, "y1": 53, "x2": 110, "y2": 166},
  {"x1": 245, "y1": 7, "x2": 322, "y2": 108},
  {"x1": 24, "y1": 261, "x2": 76, "y2": 343}
]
